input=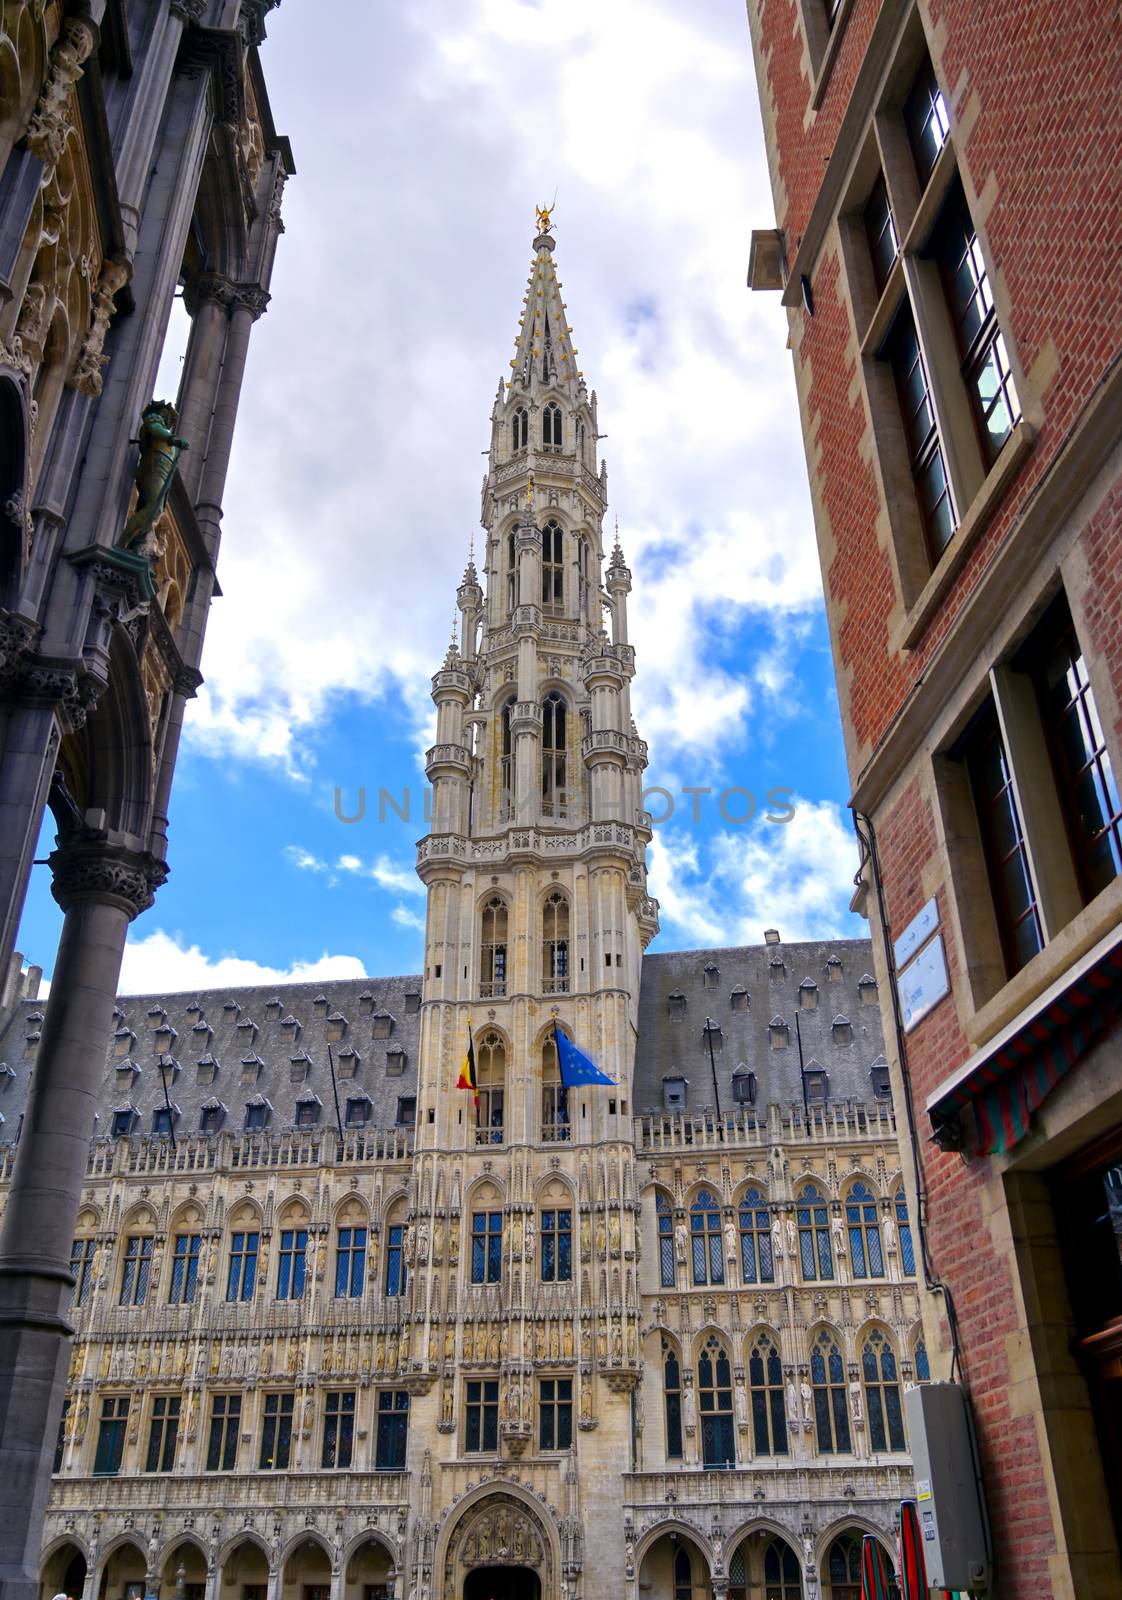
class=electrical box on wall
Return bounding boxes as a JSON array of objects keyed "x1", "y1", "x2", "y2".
[{"x1": 905, "y1": 1382, "x2": 990, "y2": 1592}]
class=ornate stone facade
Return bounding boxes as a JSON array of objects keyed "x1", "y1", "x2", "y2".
[{"x1": 0, "y1": 220, "x2": 923, "y2": 1600}]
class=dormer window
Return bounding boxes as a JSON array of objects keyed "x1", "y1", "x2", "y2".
[
  {"x1": 146, "y1": 1007, "x2": 166, "y2": 1027},
  {"x1": 336, "y1": 1047, "x2": 360, "y2": 1079},
  {"x1": 244, "y1": 1096, "x2": 271, "y2": 1131},
  {"x1": 662, "y1": 1077, "x2": 687, "y2": 1111},
  {"x1": 154, "y1": 1024, "x2": 178, "y2": 1051},
  {"x1": 730, "y1": 986, "x2": 748, "y2": 1012},
  {"x1": 804, "y1": 1068, "x2": 829, "y2": 1102},
  {"x1": 799, "y1": 980, "x2": 818, "y2": 1010},
  {"x1": 732, "y1": 1070, "x2": 756, "y2": 1105},
  {"x1": 386, "y1": 1049, "x2": 406, "y2": 1077},
  {"x1": 371, "y1": 1012, "x2": 394, "y2": 1041},
  {"x1": 703, "y1": 963, "x2": 719, "y2": 990},
  {"x1": 542, "y1": 401, "x2": 562, "y2": 450},
  {"x1": 769, "y1": 957, "x2": 785, "y2": 979},
  {"x1": 197, "y1": 1054, "x2": 219, "y2": 1086},
  {"x1": 152, "y1": 1105, "x2": 178, "y2": 1137},
  {"x1": 312, "y1": 995, "x2": 328, "y2": 1017},
  {"x1": 870, "y1": 1058, "x2": 892, "y2": 1100},
  {"x1": 115, "y1": 1062, "x2": 140, "y2": 1091},
  {"x1": 294, "y1": 1094, "x2": 321, "y2": 1129},
  {"x1": 111, "y1": 1107, "x2": 136, "y2": 1138},
  {"x1": 825, "y1": 955, "x2": 843, "y2": 982},
  {"x1": 858, "y1": 974, "x2": 878, "y2": 1005},
  {"x1": 235, "y1": 1017, "x2": 258, "y2": 1043},
  {"x1": 832, "y1": 1015, "x2": 853, "y2": 1045},
  {"x1": 289, "y1": 1052, "x2": 311, "y2": 1084},
  {"x1": 326, "y1": 1011, "x2": 347, "y2": 1043},
  {"x1": 280, "y1": 1014, "x2": 301, "y2": 1036},
  {"x1": 667, "y1": 991, "x2": 687, "y2": 1019},
  {"x1": 222, "y1": 1000, "x2": 241, "y2": 1018},
  {"x1": 345, "y1": 1096, "x2": 370, "y2": 1129},
  {"x1": 113, "y1": 1028, "x2": 135, "y2": 1058},
  {"x1": 192, "y1": 1020, "x2": 212, "y2": 1041},
  {"x1": 512, "y1": 406, "x2": 528, "y2": 452},
  {"x1": 199, "y1": 1099, "x2": 225, "y2": 1135},
  {"x1": 702, "y1": 1019, "x2": 723, "y2": 1052},
  {"x1": 404, "y1": 991, "x2": 421, "y2": 1015},
  {"x1": 240, "y1": 1054, "x2": 264, "y2": 1085},
  {"x1": 769, "y1": 1016, "x2": 789, "y2": 1049},
  {"x1": 358, "y1": 991, "x2": 374, "y2": 1015}
]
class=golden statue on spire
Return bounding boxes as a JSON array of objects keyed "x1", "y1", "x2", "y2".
[{"x1": 535, "y1": 203, "x2": 554, "y2": 234}]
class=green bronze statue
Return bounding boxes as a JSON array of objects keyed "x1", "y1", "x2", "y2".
[{"x1": 121, "y1": 401, "x2": 188, "y2": 552}]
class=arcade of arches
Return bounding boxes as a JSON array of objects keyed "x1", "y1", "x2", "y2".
[
  {"x1": 38, "y1": 1536, "x2": 395, "y2": 1600},
  {"x1": 636, "y1": 1527, "x2": 898, "y2": 1600}
]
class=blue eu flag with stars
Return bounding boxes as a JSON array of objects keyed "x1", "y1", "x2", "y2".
[{"x1": 553, "y1": 1022, "x2": 615, "y2": 1088}]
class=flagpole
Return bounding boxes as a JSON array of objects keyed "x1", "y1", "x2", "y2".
[
  {"x1": 704, "y1": 1017, "x2": 724, "y2": 1140},
  {"x1": 326, "y1": 1041, "x2": 345, "y2": 1143}
]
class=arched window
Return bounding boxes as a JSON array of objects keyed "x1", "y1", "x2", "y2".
[
  {"x1": 811, "y1": 1329, "x2": 851, "y2": 1454},
  {"x1": 797, "y1": 1184, "x2": 834, "y2": 1280},
  {"x1": 846, "y1": 1182, "x2": 884, "y2": 1278},
  {"x1": 576, "y1": 419, "x2": 586, "y2": 462},
  {"x1": 748, "y1": 1331, "x2": 788, "y2": 1456},
  {"x1": 512, "y1": 406, "x2": 527, "y2": 451},
  {"x1": 540, "y1": 1030, "x2": 570, "y2": 1143},
  {"x1": 825, "y1": 1534, "x2": 862, "y2": 1600},
  {"x1": 690, "y1": 1190, "x2": 724, "y2": 1285},
  {"x1": 663, "y1": 1338, "x2": 683, "y2": 1458},
  {"x1": 738, "y1": 1187, "x2": 774, "y2": 1283},
  {"x1": 542, "y1": 691, "x2": 567, "y2": 817},
  {"x1": 542, "y1": 401, "x2": 562, "y2": 449},
  {"x1": 474, "y1": 1030, "x2": 505, "y2": 1145},
  {"x1": 656, "y1": 1192, "x2": 676, "y2": 1288},
  {"x1": 895, "y1": 1187, "x2": 915, "y2": 1275},
  {"x1": 499, "y1": 700, "x2": 514, "y2": 821},
  {"x1": 763, "y1": 1539, "x2": 803, "y2": 1599},
  {"x1": 542, "y1": 890, "x2": 569, "y2": 993},
  {"x1": 862, "y1": 1328, "x2": 906, "y2": 1452},
  {"x1": 480, "y1": 896, "x2": 508, "y2": 998},
  {"x1": 507, "y1": 529, "x2": 518, "y2": 614},
  {"x1": 578, "y1": 534, "x2": 591, "y2": 617},
  {"x1": 915, "y1": 1336, "x2": 930, "y2": 1382},
  {"x1": 673, "y1": 1546, "x2": 692, "y2": 1600},
  {"x1": 698, "y1": 1334, "x2": 735, "y2": 1467},
  {"x1": 542, "y1": 518, "x2": 564, "y2": 610}
]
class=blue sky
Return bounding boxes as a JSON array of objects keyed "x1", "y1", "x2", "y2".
[{"x1": 15, "y1": 0, "x2": 865, "y2": 992}]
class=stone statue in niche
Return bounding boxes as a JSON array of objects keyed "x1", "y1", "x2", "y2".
[{"x1": 122, "y1": 402, "x2": 188, "y2": 554}]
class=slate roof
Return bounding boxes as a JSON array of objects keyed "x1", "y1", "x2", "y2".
[
  {"x1": 632, "y1": 938, "x2": 883, "y2": 1115},
  {"x1": 0, "y1": 937, "x2": 885, "y2": 1139}
]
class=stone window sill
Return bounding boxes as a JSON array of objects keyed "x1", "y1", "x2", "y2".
[
  {"x1": 893, "y1": 420, "x2": 1036, "y2": 654},
  {"x1": 811, "y1": 0, "x2": 859, "y2": 110}
]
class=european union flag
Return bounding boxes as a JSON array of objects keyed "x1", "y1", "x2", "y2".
[{"x1": 553, "y1": 1023, "x2": 615, "y2": 1088}]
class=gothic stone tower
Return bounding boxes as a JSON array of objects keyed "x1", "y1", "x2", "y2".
[{"x1": 411, "y1": 214, "x2": 660, "y2": 1599}]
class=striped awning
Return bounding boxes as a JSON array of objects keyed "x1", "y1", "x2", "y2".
[
  {"x1": 861, "y1": 1534, "x2": 894, "y2": 1600},
  {"x1": 928, "y1": 929, "x2": 1122, "y2": 1156}
]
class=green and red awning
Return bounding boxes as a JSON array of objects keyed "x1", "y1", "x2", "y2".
[{"x1": 928, "y1": 931, "x2": 1122, "y2": 1156}]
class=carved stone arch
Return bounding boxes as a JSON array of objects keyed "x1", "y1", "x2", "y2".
[
  {"x1": 191, "y1": 131, "x2": 250, "y2": 286},
  {"x1": 333, "y1": 1191, "x2": 370, "y2": 1227},
  {"x1": 534, "y1": 1168, "x2": 575, "y2": 1207},
  {"x1": 725, "y1": 1516, "x2": 805, "y2": 1575},
  {"x1": 60, "y1": 625, "x2": 156, "y2": 839},
  {"x1": 119, "y1": 1200, "x2": 157, "y2": 1232},
  {"x1": 159, "y1": 1531, "x2": 211, "y2": 1577},
  {"x1": 437, "y1": 1483, "x2": 559, "y2": 1600},
  {"x1": 464, "y1": 1171, "x2": 506, "y2": 1210},
  {"x1": 689, "y1": 1321, "x2": 733, "y2": 1365},
  {"x1": 226, "y1": 1196, "x2": 264, "y2": 1231},
  {"x1": 217, "y1": 1531, "x2": 273, "y2": 1572},
  {"x1": 277, "y1": 1529, "x2": 335, "y2": 1574},
  {"x1": 633, "y1": 1518, "x2": 714, "y2": 1576},
  {"x1": 168, "y1": 1197, "x2": 205, "y2": 1233},
  {"x1": 0, "y1": 4, "x2": 51, "y2": 170},
  {"x1": 841, "y1": 1168, "x2": 882, "y2": 1201},
  {"x1": 74, "y1": 1202, "x2": 101, "y2": 1233},
  {"x1": 277, "y1": 1192, "x2": 312, "y2": 1227},
  {"x1": 339, "y1": 1528, "x2": 400, "y2": 1573},
  {"x1": 91, "y1": 1532, "x2": 148, "y2": 1584},
  {"x1": 39, "y1": 1530, "x2": 92, "y2": 1568},
  {"x1": 815, "y1": 1515, "x2": 897, "y2": 1575}
]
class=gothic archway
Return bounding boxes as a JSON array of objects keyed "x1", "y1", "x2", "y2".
[{"x1": 442, "y1": 1491, "x2": 554, "y2": 1600}]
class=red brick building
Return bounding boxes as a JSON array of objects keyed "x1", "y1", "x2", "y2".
[{"x1": 744, "y1": 1, "x2": 1122, "y2": 1595}]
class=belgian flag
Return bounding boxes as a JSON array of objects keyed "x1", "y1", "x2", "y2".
[{"x1": 456, "y1": 1023, "x2": 478, "y2": 1107}]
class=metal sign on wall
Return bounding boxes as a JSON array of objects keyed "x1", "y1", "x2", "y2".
[{"x1": 895, "y1": 896, "x2": 950, "y2": 1033}]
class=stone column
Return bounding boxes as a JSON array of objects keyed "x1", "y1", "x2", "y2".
[{"x1": 0, "y1": 839, "x2": 163, "y2": 1600}]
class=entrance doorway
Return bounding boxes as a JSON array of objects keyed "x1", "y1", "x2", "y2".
[{"x1": 463, "y1": 1567, "x2": 542, "y2": 1600}]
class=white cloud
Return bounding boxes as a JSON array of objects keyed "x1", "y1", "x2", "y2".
[
  {"x1": 182, "y1": 0, "x2": 818, "y2": 782},
  {"x1": 391, "y1": 905, "x2": 427, "y2": 934},
  {"x1": 116, "y1": 929, "x2": 367, "y2": 996},
  {"x1": 649, "y1": 796, "x2": 864, "y2": 949},
  {"x1": 370, "y1": 854, "x2": 426, "y2": 898}
]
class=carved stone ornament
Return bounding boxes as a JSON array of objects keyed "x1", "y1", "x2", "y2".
[
  {"x1": 0, "y1": 610, "x2": 40, "y2": 696},
  {"x1": 170, "y1": 0, "x2": 207, "y2": 21},
  {"x1": 49, "y1": 841, "x2": 168, "y2": 919},
  {"x1": 25, "y1": 18, "x2": 97, "y2": 171},
  {"x1": 69, "y1": 259, "x2": 130, "y2": 398}
]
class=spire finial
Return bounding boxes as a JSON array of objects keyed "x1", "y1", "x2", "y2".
[{"x1": 535, "y1": 201, "x2": 555, "y2": 237}]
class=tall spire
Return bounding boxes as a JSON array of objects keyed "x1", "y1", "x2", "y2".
[{"x1": 508, "y1": 206, "x2": 584, "y2": 399}]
